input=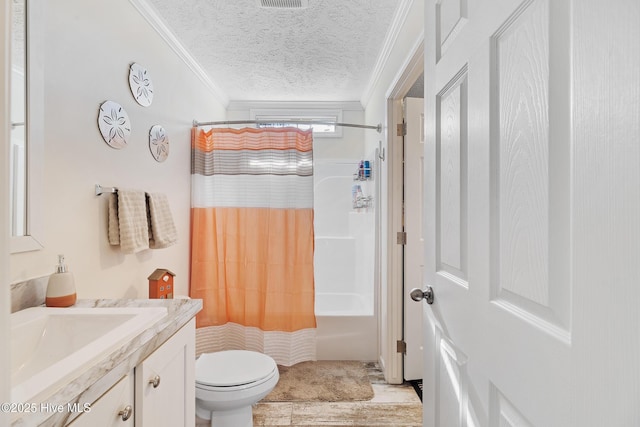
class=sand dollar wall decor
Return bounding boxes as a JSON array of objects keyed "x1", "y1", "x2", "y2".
[
  {"x1": 97, "y1": 101, "x2": 131, "y2": 149},
  {"x1": 149, "y1": 125, "x2": 169, "y2": 162},
  {"x1": 129, "y1": 63, "x2": 154, "y2": 107}
]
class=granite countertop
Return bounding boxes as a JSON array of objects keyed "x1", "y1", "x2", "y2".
[{"x1": 11, "y1": 298, "x2": 202, "y2": 427}]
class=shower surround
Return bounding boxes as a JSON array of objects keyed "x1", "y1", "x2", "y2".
[{"x1": 313, "y1": 160, "x2": 376, "y2": 360}]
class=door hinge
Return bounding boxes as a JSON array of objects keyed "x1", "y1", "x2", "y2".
[
  {"x1": 397, "y1": 231, "x2": 407, "y2": 245},
  {"x1": 397, "y1": 123, "x2": 407, "y2": 136},
  {"x1": 397, "y1": 340, "x2": 407, "y2": 354}
]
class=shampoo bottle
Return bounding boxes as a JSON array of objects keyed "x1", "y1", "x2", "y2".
[{"x1": 45, "y1": 254, "x2": 77, "y2": 307}]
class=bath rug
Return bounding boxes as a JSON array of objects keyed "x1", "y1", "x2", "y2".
[{"x1": 263, "y1": 360, "x2": 374, "y2": 402}]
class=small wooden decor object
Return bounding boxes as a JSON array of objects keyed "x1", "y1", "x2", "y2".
[{"x1": 148, "y1": 268, "x2": 175, "y2": 299}]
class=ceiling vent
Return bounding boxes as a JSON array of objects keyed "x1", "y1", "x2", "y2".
[{"x1": 257, "y1": 0, "x2": 309, "y2": 9}]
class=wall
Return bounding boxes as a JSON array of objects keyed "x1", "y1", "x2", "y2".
[
  {"x1": 9, "y1": 0, "x2": 226, "y2": 299},
  {"x1": 362, "y1": 0, "x2": 424, "y2": 378}
]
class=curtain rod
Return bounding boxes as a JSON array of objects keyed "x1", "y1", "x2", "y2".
[{"x1": 192, "y1": 119, "x2": 382, "y2": 133}]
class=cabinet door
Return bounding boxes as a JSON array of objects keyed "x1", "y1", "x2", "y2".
[
  {"x1": 135, "y1": 319, "x2": 195, "y2": 427},
  {"x1": 67, "y1": 370, "x2": 134, "y2": 427}
]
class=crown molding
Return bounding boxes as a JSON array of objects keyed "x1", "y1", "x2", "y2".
[
  {"x1": 359, "y1": 0, "x2": 415, "y2": 108},
  {"x1": 128, "y1": 0, "x2": 229, "y2": 107},
  {"x1": 226, "y1": 100, "x2": 364, "y2": 111}
]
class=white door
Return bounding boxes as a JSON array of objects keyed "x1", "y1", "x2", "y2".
[
  {"x1": 421, "y1": 0, "x2": 640, "y2": 426},
  {"x1": 403, "y1": 97, "x2": 425, "y2": 381}
]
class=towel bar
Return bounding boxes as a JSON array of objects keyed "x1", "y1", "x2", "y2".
[{"x1": 95, "y1": 184, "x2": 117, "y2": 196}]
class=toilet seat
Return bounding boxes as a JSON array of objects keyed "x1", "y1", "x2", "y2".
[{"x1": 196, "y1": 350, "x2": 278, "y2": 389}]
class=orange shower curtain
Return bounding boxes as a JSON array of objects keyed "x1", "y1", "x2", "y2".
[{"x1": 190, "y1": 127, "x2": 316, "y2": 365}]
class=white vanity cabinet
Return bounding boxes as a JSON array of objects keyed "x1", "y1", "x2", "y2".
[
  {"x1": 66, "y1": 318, "x2": 195, "y2": 427},
  {"x1": 67, "y1": 370, "x2": 134, "y2": 426},
  {"x1": 135, "y1": 318, "x2": 196, "y2": 427}
]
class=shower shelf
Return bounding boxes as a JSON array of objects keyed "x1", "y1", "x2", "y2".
[
  {"x1": 353, "y1": 171, "x2": 372, "y2": 181},
  {"x1": 352, "y1": 160, "x2": 373, "y2": 209},
  {"x1": 353, "y1": 161, "x2": 372, "y2": 181},
  {"x1": 353, "y1": 195, "x2": 373, "y2": 209}
]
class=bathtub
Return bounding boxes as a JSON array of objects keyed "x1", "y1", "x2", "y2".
[
  {"x1": 315, "y1": 292, "x2": 373, "y2": 316},
  {"x1": 315, "y1": 292, "x2": 376, "y2": 360},
  {"x1": 314, "y1": 237, "x2": 377, "y2": 360}
]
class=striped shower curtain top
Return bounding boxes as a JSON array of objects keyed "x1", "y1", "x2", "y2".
[{"x1": 191, "y1": 127, "x2": 314, "y2": 210}]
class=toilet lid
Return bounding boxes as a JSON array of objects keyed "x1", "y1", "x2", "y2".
[{"x1": 196, "y1": 350, "x2": 277, "y2": 387}]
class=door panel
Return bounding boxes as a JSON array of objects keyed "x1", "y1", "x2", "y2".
[
  {"x1": 435, "y1": 333, "x2": 468, "y2": 427},
  {"x1": 494, "y1": 0, "x2": 550, "y2": 308},
  {"x1": 489, "y1": 0, "x2": 571, "y2": 336},
  {"x1": 437, "y1": 0, "x2": 468, "y2": 60},
  {"x1": 424, "y1": 0, "x2": 572, "y2": 426},
  {"x1": 436, "y1": 70, "x2": 468, "y2": 285},
  {"x1": 490, "y1": 385, "x2": 534, "y2": 427}
]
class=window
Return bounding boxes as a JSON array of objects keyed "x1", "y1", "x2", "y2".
[{"x1": 250, "y1": 109, "x2": 343, "y2": 138}]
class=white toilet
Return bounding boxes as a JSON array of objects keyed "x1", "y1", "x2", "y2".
[{"x1": 195, "y1": 350, "x2": 279, "y2": 427}]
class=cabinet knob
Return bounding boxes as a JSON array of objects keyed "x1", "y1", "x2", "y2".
[
  {"x1": 118, "y1": 405, "x2": 133, "y2": 421},
  {"x1": 149, "y1": 375, "x2": 161, "y2": 388}
]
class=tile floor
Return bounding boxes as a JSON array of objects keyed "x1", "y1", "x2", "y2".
[{"x1": 196, "y1": 362, "x2": 423, "y2": 427}]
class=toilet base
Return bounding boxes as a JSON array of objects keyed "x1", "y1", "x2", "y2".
[{"x1": 198, "y1": 405, "x2": 253, "y2": 427}]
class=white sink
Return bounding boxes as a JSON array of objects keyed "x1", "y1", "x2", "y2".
[{"x1": 11, "y1": 306, "x2": 167, "y2": 403}]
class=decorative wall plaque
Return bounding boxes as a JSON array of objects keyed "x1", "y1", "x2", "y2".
[
  {"x1": 149, "y1": 125, "x2": 169, "y2": 162},
  {"x1": 97, "y1": 101, "x2": 131, "y2": 149},
  {"x1": 129, "y1": 62, "x2": 154, "y2": 107}
]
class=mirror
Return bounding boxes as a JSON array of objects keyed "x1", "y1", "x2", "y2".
[
  {"x1": 10, "y1": 0, "x2": 26, "y2": 237},
  {"x1": 10, "y1": 0, "x2": 43, "y2": 253}
]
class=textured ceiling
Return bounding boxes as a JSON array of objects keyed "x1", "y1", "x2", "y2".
[
  {"x1": 405, "y1": 72, "x2": 424, "y2": 99},
  {"x1": 146, "y1": 0, "x2": 400, "y2": 102}
]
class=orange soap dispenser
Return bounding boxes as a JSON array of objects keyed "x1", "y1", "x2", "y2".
[{"x1": 45, "y1": 254, "x2": 77, "y2": 307}]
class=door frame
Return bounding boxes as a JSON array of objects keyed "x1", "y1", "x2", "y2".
[{"x1": 380, "y1": 34, "x2": 424, "y2": 385}]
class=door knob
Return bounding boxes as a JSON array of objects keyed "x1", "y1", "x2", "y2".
[{"x1": 410, "y1": 286, "x2": 434, "y2": 304}]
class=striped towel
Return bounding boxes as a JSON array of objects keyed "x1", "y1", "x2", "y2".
[
  {"x1": 109, "y1": 189, "x2": 150, "y2": 253},
  {"x1": 146, "y1": 193, "x2": 177, "y2": 249}
]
